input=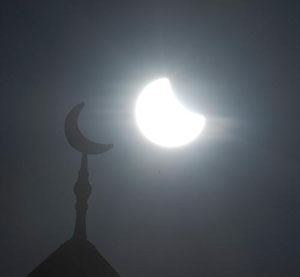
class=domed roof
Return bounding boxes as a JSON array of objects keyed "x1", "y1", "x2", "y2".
[{"x1": 28, "y1": 238, "x2": 120, "y2": 277}]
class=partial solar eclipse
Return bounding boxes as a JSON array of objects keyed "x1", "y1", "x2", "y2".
[{"x1": 135, "y1": 78, "x2": 206, "y2": 147}]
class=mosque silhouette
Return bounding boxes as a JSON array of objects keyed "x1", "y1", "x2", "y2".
[{"x1": 28, "y1": 103, "x2": 119, "y2": 276}]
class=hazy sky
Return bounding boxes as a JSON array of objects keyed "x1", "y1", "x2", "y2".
[{"x1": 1, "y1": 1, "x2": 300, "y2": 276}]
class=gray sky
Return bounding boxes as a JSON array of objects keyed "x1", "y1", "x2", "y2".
[{"x1": 1, "y1": 1, "x2": 300, "y2": 276}]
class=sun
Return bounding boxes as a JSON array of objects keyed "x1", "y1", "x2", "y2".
[{"x1": 135, "y1": 78, "x2": 206, "y2": 147}]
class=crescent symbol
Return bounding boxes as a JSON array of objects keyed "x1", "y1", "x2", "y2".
[{"x1": 64, "y1": 102, "x2": 113, "y2": 154}]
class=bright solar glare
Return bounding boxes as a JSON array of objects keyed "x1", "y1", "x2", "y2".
[{"x1": 135, "y1": 78, "x2": 206, "y2": 147}]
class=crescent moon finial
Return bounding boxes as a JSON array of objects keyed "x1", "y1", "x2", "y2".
[{"x1": 64, "y1": 103, "x2": 113, "y2": 154}]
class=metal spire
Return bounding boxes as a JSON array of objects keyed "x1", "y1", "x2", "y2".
[{"x1": 73, "y1": 153, "x2": 91, "y2": 240}]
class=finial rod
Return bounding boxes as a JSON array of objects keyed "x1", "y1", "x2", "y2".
[{"x1": 73, "y1": 152, "x2": 91, "y2": 240}]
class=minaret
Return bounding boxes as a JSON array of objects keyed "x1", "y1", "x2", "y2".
[{"x1": 27, "y1": 103, "x2": 119, "y2": 276}]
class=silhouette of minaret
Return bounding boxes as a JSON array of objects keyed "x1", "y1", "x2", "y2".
[
  {"x1": 28, "y1": 104, "x2": 119, "y2": 276},
  {"x1": 28, "y1": 153, "x2": 120, "y2": 277}
]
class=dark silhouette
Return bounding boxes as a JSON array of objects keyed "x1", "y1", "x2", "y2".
[
  {"x1": 65, "y1": 102, "x2": 113, "y2": 155},
  {"x1": 28, "y1": 103, "x2": 119, "y2": 276}
]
